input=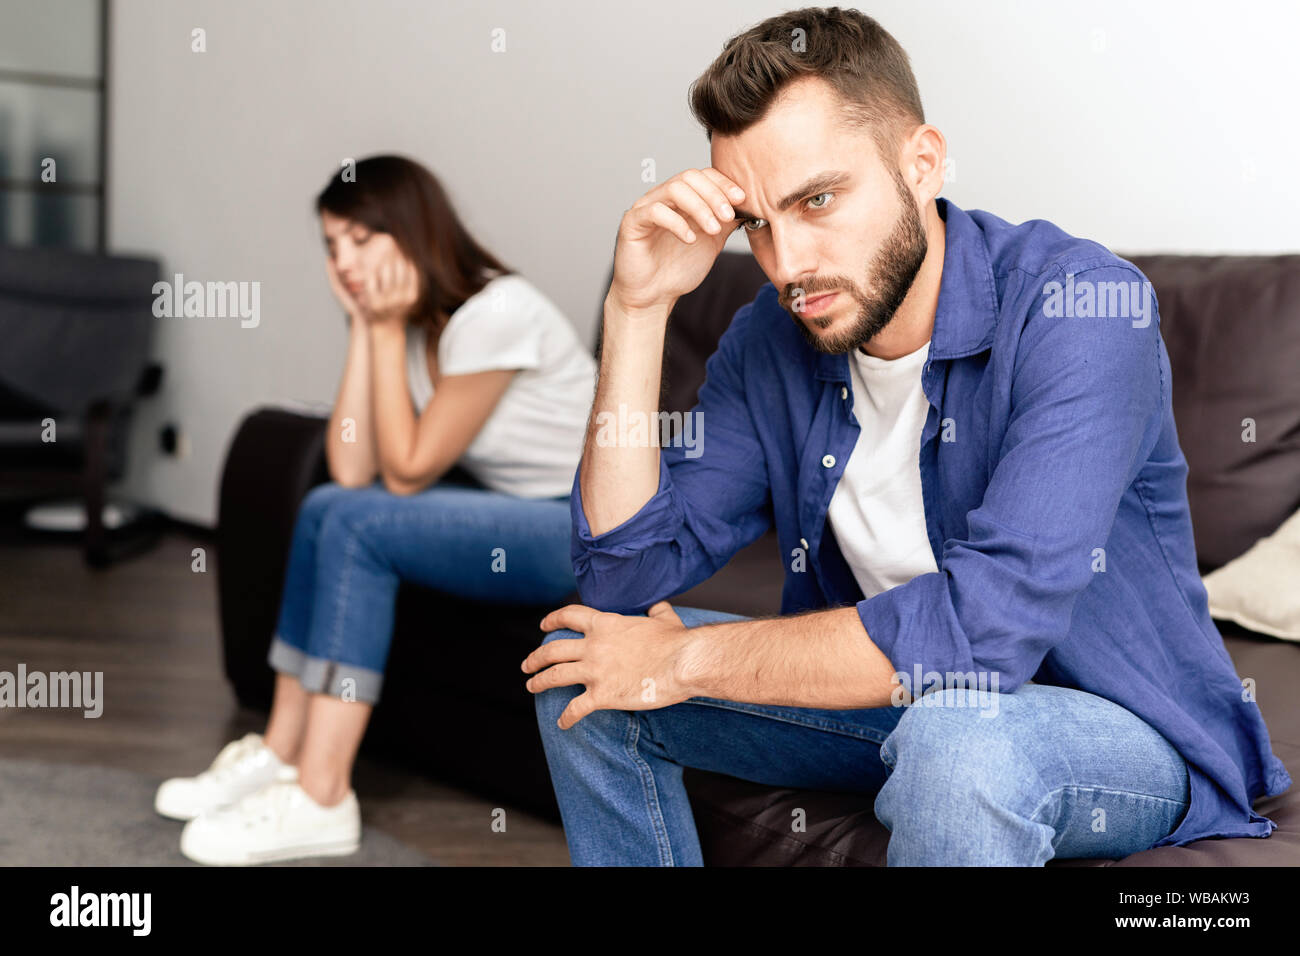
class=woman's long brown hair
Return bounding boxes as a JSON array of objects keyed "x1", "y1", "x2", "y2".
[{"x1": 315, "y1": 154, "x2": 513, "y2": 334}]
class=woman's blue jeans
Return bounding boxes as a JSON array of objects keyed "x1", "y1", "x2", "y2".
[
  {"x1": 534, "y1": 606, "x2": 1192, "y2": 866},
  {"x1": 268, "y1": 479, "x2": 576, "y2": 705}
]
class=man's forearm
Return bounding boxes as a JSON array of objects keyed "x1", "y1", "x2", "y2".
[
  {"x1": 579, "y1": 296, "x2": 674, "y2": 536},
  {"x1": 673, "y1": 606, "x2": 902, "y2": 709}
]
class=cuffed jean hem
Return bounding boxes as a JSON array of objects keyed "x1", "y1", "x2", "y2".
[{"x1": 267, "y1": 635, "x2": 384, "y2": 704}]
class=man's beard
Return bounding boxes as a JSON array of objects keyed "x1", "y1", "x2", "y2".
[{"x1": 783, "y1": 171, "x2": 928, "y2": 355}]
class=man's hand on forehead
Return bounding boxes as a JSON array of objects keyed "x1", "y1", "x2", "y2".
[{"x1": 607, "y1": 167, "x2": 749, "y2": 316}]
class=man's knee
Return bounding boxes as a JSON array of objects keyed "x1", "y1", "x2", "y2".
[
  {"x1": 886, "y1": 686, "x2": 1014, "y2": 754},
  {"x1": 879, "y1": 688, "x2": 1038, "y2": 809},
  {"x1": 540, "y1": 627, "x2": 582, "y2": 646},
  {"x1": 533, "y1": 628, "x2": 584, "y2": 731}
]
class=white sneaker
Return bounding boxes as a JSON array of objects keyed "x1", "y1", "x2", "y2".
[
  {"x1": 179, "y1": 780, "x2": 361, "y2": 866},
  {"x1": 154, "y1": 732, "x2": 298, "y2": 821}
]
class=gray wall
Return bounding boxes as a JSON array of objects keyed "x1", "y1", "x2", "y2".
[{"x1": 107, "y1": 0, "x2": 1300, "y2": 525}]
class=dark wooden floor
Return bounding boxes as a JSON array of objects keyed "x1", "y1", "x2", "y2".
[{"x1": 0, "y1": 521, "x2": 570, "y2": 866}]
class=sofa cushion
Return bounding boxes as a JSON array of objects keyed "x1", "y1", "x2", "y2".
[
  {"x1": 1203, "y1": 506, "x2": 1300, "y2": 641},
  {"x1": 1087, "y1": 255, "x2": 1300, "y2": 571}
]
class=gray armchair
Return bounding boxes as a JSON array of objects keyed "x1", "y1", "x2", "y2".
[{"x1": 0, "y1": 243, "x2": 162, "y2": 565}]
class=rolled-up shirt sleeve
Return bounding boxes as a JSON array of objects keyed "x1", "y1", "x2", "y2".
[
  {"x1": 856, "y1": 264, "x2": 1166, "y2": 693},
  {"x1": 570, "y1": 302, "x2": 773, "y2": 615}
]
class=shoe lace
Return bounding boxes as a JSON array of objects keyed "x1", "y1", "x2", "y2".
[
  {"x1": 202, "y1": 734, "x2": 273, "y2": 784},
  {"x1": 234, "y1": 780, "x2": 300, "y2": 829}
]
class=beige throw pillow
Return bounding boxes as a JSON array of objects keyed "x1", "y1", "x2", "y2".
[{"x1": 1202, "y1": 507, "x2": 1300, "y2": 642}]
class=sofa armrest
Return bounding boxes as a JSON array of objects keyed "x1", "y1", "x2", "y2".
[{"x1": 215, "y1": 407, "x2": 330, "y2": 707}]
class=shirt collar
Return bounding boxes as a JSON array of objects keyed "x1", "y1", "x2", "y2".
[{"x1": 813, "y1": 196, "x2": 999, "y2": 381}]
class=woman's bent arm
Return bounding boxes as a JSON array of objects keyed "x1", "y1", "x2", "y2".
[{"x1": 367, "y1": 320, "x2": 515, "y2": 495}]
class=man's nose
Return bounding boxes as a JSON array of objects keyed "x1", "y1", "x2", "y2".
[{"x1": 769, "y1": 227, "x2": 817, "y2": 297}]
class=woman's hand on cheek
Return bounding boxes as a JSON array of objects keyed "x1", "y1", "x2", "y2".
[{"x1": 361, "y1": 239, "x2": 421, "y2": 326}]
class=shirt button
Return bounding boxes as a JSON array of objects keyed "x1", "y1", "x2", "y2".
[
  {"x1": 822, "y1": 454, "x2": 836, "y2": 468},
  {"x1": 840, "y1": 386, "x2": 848, "y2": 399},
  {"x1": 799, "y1": 537, "x2": 809, "y2": 549}
]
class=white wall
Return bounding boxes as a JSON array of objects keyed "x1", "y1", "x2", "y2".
[{"x1": 107, "y1": 0, "x2": 1300, "y2": 526}]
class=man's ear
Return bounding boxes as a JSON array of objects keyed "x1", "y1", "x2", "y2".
[{"x1": 904, "y1": 124, "x2": 947, "y2": 204}]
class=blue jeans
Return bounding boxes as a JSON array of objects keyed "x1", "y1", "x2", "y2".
[
  {"x1": 534, "y1": 606, "x2": 1191, "y2": 866},
  {"x1": 268, "y1": 479, "x2": 576, "y2": 704}
]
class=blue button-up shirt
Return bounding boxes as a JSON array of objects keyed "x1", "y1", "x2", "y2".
[{"x1": 570, "y1": 197, "x2": 1291, "y2": 848}]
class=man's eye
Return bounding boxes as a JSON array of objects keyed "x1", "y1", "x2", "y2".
[
  {"x1": 742, "y1": 194, "x2": 832, "y2": 233},
  {"x1": 353, "y1": 232, "x2": 371, "y2": 245}
]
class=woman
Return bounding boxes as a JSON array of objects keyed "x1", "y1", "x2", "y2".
[{"x1": 154, "y1": 155, "x2": 596, "y2": 865}]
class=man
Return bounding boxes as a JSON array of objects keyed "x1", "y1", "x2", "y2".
[{"x1": 520, "y1": 7, "x2": 1290, "y2": 865}]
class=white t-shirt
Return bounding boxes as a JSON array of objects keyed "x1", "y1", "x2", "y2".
[
  {"x1": 405, "y1": 272, "x2": 596, "y2": 498},
  {"x1": 826, "y1": 339, "x2": 939, "y2": 600}
]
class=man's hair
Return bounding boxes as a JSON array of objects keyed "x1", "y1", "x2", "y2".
[{"x1": 688, "y1": 7, "x2": 924, "y2": 163}]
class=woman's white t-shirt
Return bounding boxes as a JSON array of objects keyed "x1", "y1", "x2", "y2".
[{"x1": 404, "y1": 273, "x2": 596, "y2": 499}]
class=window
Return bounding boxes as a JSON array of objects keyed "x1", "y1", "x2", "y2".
[{"x1": 0, "y1": 0, "x2": 106, "y2": 250}]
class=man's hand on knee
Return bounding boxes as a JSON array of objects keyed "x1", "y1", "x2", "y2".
[{"x1": 521, "y1": 601, "x2": 698, "y2": 730}]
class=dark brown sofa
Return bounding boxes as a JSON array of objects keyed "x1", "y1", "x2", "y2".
[{"x1": 217, "y1": 249, "x2": 1300, "y2": 865}]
